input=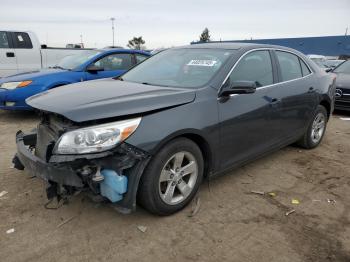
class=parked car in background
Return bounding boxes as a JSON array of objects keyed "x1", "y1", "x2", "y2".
[
  {"x1": 66, "y1": 43, "x2": 84, "y2": 49},
  {"x1": 0, "y1": 49, "x2": 149, "y2": 110},
  {"x1": 324, "y1": 59, "x2": 345, "y2": 70},
  {"x1": 332, "y1": 60, "x2": 350, "y2": 111},
  {"x1": 13, "y1": 43, "x2": 336, "y2": 215},
  {"x1": 0, "y1": 30, "x2": 93, "y2": 78},
  {"x1": 307, "y1": 54, "x2": 328, "y2": 70}
]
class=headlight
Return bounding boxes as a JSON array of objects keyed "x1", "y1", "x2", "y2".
[
  {"x1": 53, "y1": 117, "x2": 141, "y2": 154},
  {"x1": 0, "y1": 81, "x2": 32, "y2": 90}
]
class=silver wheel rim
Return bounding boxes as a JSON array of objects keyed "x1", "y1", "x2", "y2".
[
  {"x1": 159, "y1": 151, "x2": 198, "y2": 205},
  {"x1": 311, "y1": 113, "x2": 325, "y2": 144}
]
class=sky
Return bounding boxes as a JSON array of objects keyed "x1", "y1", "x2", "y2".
[{"x1": 0, "y1": 0, "x2": 349, "y2": 49}]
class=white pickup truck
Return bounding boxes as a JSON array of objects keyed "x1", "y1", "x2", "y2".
[{"x1": 0, "y1": 30, "x2": 93, "y2": 78}]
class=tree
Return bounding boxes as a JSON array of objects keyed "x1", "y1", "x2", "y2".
[
  {"x1": 127, "y1": 36, "x2": 146, "y2": 50},
  {"x1": 199, "y1": 28, "x2": 211, "y2": 42}
]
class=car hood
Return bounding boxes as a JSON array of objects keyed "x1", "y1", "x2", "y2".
[
  {"x1": 0, "y1": 69, "x2": 67, "y2": 83},
  {"x1": 335, "y1": 73, "x2": 350, "y2": 89},
  {"x1": 26, "y1": 79, "x2": 196, "y2": 122}
]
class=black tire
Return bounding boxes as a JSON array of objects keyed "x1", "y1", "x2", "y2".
[
  {"x1": 137, "y1": 138, "x2": 204, "y2": 216},
  {"x1": 297, "y1": 105, "x2": 328, "y2": 149}
]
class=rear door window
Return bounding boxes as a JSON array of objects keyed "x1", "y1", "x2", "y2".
[
  {"x1": 12, "y1": 32, "x2": 33, "y2": 49},
  {"x1": 135, "y1": 54, "x2": 148, "y2": 64},
  {"x1": 228, "y1": 50, "x2": 274, "y2": 87},
  {"x1": 299, "y1": 58, "x2": 311, "y2": 76},
  {"x1": 276, "y1": 51, "x2": 302, "y2": 81},
  {"x1": 0, "y1": 32, "x2": 9, "y2": 48}
]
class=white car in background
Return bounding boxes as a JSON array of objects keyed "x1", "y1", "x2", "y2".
[
  {"x1": 0, "y1": 30, "x2": 93, "y2": 78},
  {"x1": 307, "y1": 54, "x2": 328, "y2": 69}
]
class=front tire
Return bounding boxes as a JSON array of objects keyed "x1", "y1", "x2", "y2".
[
  {"x1": 297, "y1": 105, "x2": 328, "y2": 149},
  {"x1": 138, "y1": 138, "x2": 204, "y2": 216}
]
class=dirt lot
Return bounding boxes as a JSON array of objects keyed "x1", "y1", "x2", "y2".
[{"x1": 0, "y1": 110, "x2": 350, "y2": 262}]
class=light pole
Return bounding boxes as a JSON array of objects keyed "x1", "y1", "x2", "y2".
[
  {"x1": 110, "y1": 17, "x2": 115, "y2": 46},
  {"x1": 80, "y1": 34, "x2": 83, "y2": 48}
]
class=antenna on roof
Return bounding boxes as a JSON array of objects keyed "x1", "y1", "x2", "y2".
[{"x1": 346, "y1": 27, "x2": 348, "y2": 36}]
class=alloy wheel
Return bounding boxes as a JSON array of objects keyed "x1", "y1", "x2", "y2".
[
  {"x1": 159, "y1": 151, "x2": 198, "y2": 205},
  {"x1": 311, "y1": 112, "x2": 326, "y2": 144}
]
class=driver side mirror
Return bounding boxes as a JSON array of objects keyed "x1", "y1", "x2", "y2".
[
  {"x1": 220, "y1": 81, "x2": 257, "y2": 97},
  {"x1": 86, "y1": 64, "x2": 104, "y2": 73}
]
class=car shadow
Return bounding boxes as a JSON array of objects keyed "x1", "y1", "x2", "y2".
[{"x1": 333, "y1": 109, "x2": 350, "y2": 116}]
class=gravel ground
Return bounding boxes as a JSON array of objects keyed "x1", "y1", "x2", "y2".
[{"x1": 0, "y1": 110, "x2": 350, "y2": 262}]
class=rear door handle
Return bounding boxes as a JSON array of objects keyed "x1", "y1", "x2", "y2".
[
  {"x1": 6, "y1": 52, "x2": 15, "y2": 58},
  {"x1": 308, "y1": 87, "x2": 315, "y2": 93}
]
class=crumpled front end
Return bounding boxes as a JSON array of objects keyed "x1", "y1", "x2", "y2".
[{"x1": 13, "y1": 114, "x2": 150, "y2": 213}]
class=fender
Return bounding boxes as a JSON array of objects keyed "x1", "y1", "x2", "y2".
[{"x1": 148, "y1": 128, "x2": 217, "y2": 175}]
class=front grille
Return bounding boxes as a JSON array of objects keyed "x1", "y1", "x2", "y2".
[
  {"x1": 335, "y1": 87, "x2": 350, "y2": 102},
  {"x1": 35, "y1": 123, "x2": 58, "y2": 161},
  {"x1": 35, "y1": 114, "x2": 77, "y2": 161}
]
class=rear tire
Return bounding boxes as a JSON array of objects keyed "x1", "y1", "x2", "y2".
[
  {"x1": 138, "y1": 138, "x2": 204, "y2": 216},
  {"x1": 297, "y1": 105, "x2": 328, "y2": 149}
]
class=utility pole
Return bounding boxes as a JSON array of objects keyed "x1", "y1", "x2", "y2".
[
  {"x1": 345, "y1": 27, "x2": 348, "y2": 36},
  {"x1": 80, "y1": 34, "x2": 83, "y2": 48},
  {"x1": 110, "y1": 17, "x2": 115, "y2": 46}
]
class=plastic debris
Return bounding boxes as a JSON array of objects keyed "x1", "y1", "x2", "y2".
[
  {"x1": 339, "y1": 117, "x2": 350, "y2": 121},
  {"x1": 291, "y1": 199, "x2": 300, "y2": 205},
  {"x1": 6, "y1": 228, "x2": 15, "y2": 234},
  {"x1": 327, "y1": 199, "x2": 336, "y2": 204},
  {"x1": 251, "y1": 190, "x2": 265, "y2": 195},
  {"x1": 285, "y1": 209, "x2": 296, "y2": 216},
  {"x1": 268, "y1": 192, "x2": 276, "y2": 197},
  {"x1": 137, "y1": 225, "x2": 147, "y2": 233},
  {"x1": 57, "y1": 215, "x2": 77, "y2": 228},
  {"x1": 0, "y1": 191, "x2": 8, "y2": 198},
  {"x1": 188, "y1": 196, "x2": 201, "y2": 217}
]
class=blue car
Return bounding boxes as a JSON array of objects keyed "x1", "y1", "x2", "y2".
[{"x1": 0, "y1": 49, "x2": 150, "y2": 110}]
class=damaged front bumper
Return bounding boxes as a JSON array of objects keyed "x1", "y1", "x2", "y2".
[{"x1": 13, "y1": 130, "x2": 150, "y2": 213}]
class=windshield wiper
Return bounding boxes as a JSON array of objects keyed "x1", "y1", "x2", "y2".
[{"x1": 49, "y1": 65, "x2": 69, "y2": 70}]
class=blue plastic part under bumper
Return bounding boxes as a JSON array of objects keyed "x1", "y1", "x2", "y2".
[{"x1": 100, "y1": 169, "x2": 128, "y2": 202}]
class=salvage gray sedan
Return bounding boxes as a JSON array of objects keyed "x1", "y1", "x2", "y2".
[{"x1": 13, "y1": 43, "x2": 336, "y2": 215}]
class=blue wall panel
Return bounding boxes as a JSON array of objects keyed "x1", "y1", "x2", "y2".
[{"x1": 192, "y1": 36, "x2": 350, "y2": 56}]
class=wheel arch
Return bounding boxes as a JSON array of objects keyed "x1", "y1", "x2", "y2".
[
  {"x1": 319, "y1": 99, "x2": 331, "y2": 119},
  {"x1": 148, "y1": 129, "x2": 215, "y2": 178}
]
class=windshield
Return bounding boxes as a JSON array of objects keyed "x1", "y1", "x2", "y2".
[
  {"x1": 56, "y1": 50, "x2": 102, "y2": 70},
  {"x1": 333, "y1": 60, "x2": 350, "y2": 74},
  {"x1": 325, "y1": 60, "x2": 344, "y2": 68},
  {"x1": 122, "y1": 48, "x2": 235, "y2": 88}
]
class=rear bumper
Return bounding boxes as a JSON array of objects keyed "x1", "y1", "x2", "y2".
[{"x1": 14, "y1": 130, "x2": 150, "y2": 212}]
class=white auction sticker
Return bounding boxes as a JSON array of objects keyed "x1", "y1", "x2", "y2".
[{"x1": 187, "y1": 60, "x2": 217, "y2": 67}]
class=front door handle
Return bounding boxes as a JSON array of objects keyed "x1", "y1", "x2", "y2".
[
  {"x1": 270, "y1": 98, "x2": 280, "y2": 104},
  {"x1": 6, "y1": 52, "x2": 15, "y2": 57},
  {"x1": 269, "y1": 98, "x2": 281, "y2": 107}
]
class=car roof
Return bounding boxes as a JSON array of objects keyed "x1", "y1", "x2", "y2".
[
  {"x1": 174, "y1": 42, "x2": 304, "y2": 56},
  {"x1": 94, "y1": 49, "x2": 150, "y2": 55},
  {"x1": 175, "y1": 42, "x2": 293, "y2": 51}
]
